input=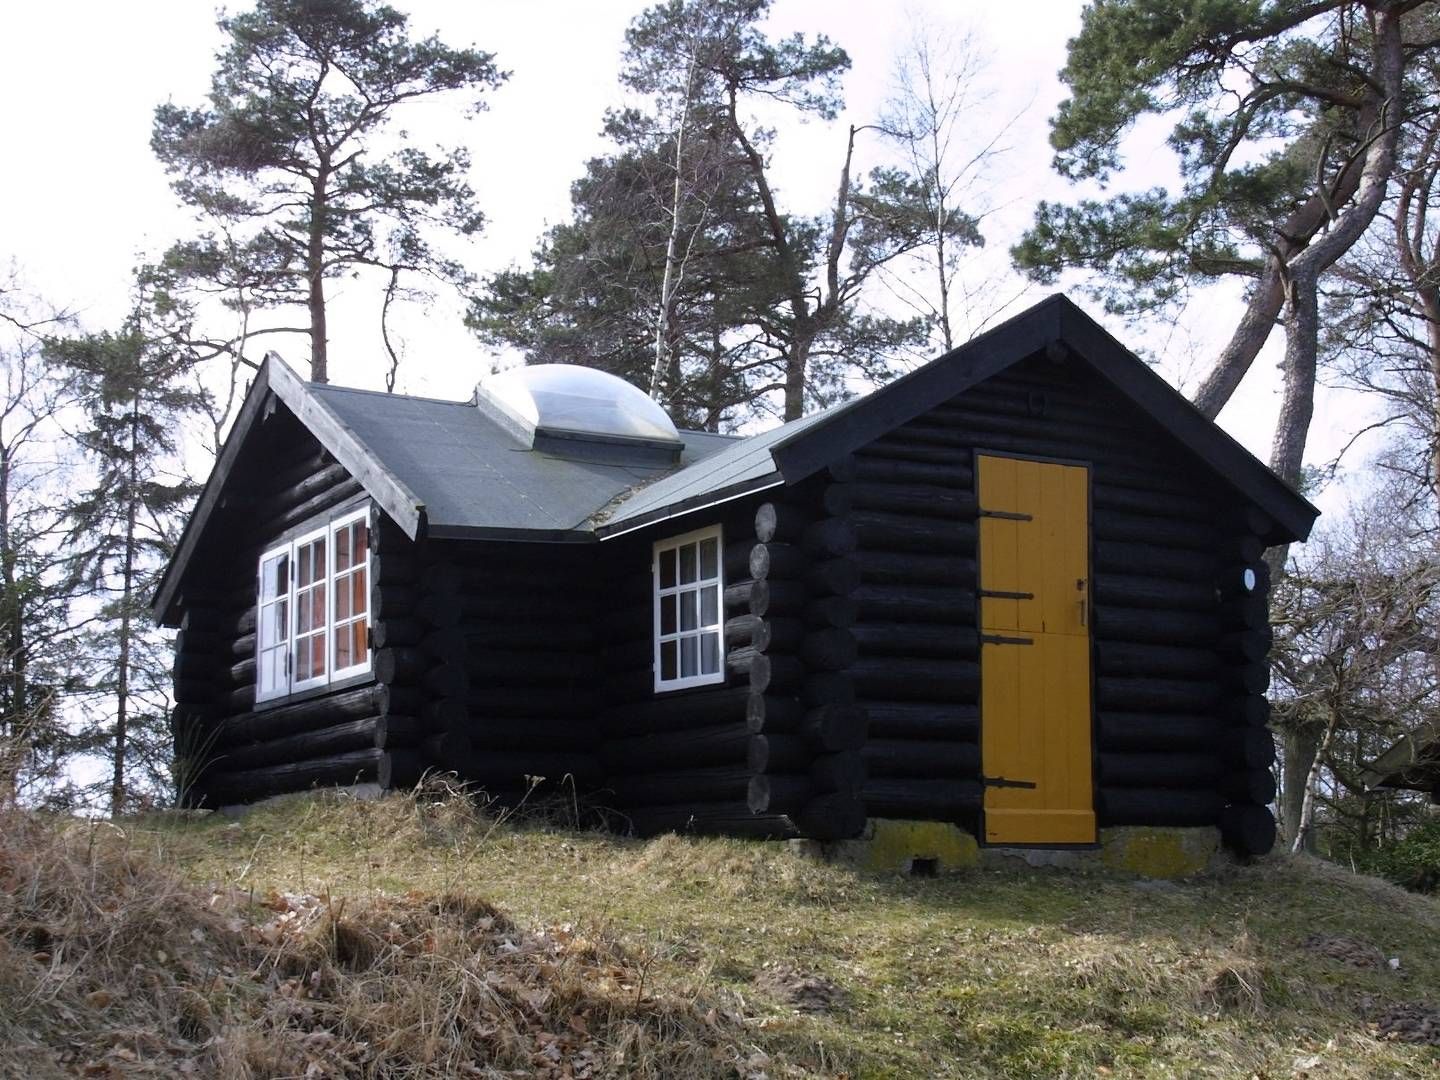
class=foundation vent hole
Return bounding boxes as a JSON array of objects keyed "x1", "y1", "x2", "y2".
[{"x1": 909, "y1": 857, "x2": 939, "y2": 877}]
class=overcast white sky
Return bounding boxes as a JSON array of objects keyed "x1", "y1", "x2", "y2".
[{"x1": 0, "y1": 0, "x2": 1378, "y2": 509}]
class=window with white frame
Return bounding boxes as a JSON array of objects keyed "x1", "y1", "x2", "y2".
[
  {"x1": 256, "y1": 506, "x2": 372, "y2": 703},
  {"x1": 653, "y1": 525, "x2": 725, "y2": 691}
]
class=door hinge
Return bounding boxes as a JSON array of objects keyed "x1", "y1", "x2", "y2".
[
  {"x1": 981, "y1": 633, "x2": 1034, "y2": 646},
  {"x1": 978, "y1": 589, "x2": 1034, "y2": 601},
  {"x1": 981, "y1": 775, "x2": 1038, "y2": 790},
  {"x1": 978, "y1": 509, "x2": 1033, "y2": 521}
]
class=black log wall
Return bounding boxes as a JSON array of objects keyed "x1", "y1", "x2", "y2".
[
  {"x1": 823, "y1": 351, "x2": 1276, "y2": 855},
  {"x1": 172, "y1": 412, "x2": 424, "y2": 806}
]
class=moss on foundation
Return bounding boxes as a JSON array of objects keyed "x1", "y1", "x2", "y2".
[
  {"x1": 823, "y1": 818, "x2": 981, "y2": 874},
  {"x1": 1100, "y1": 826, "x2": 1220, "y2": 879}
]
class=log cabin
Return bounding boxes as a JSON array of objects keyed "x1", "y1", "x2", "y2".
[{"x1": 155, "y1": 295, "x2": 1318, "y2": 857}]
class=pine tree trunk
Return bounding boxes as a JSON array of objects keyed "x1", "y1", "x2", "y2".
[
  {"x1": 0, "y1": 440, "x2": 19, "y2": 803},
  {"x1": 308, "y1": 172, "x2": 330, "y2": 384},
  {"x1": 650, "y1": 51, "x2": 699, "y2": 403},
  {"x1": 1291, "y1": 712, "x2": 1339, "y2": 854},
  {"x1": 111, "y1": 402, "x2": 141, "y2": 816}
]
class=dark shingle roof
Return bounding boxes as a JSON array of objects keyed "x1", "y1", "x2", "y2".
[{"x1": 307, "y1": 383, "x2": 736, "y2": 539}]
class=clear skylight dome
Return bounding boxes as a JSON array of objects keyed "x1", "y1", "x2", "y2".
[{"x1": 477, "y1": 364, "x2": 680, "y2": 446}]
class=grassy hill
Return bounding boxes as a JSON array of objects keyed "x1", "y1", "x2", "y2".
[{"x1": 3, "y1": 787, "x2": 1438, "y2": 1078}]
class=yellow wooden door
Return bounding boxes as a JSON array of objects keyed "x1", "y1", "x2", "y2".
[{"x1": 977, "y1": 454, "x2": 1095, "y2": 844}]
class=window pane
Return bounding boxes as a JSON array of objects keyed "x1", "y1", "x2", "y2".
[
  {"x1": 352, "y1": 620, "x2": 367, "y2": 663},
  {"x1": 699, "y1": 537, "x2": 718, "y2": 579},
  {"x1": 659, "y1": 548, "x2": 676, "y2": 589},
  {"x1": 679, "y1": 590, "x2": 697, "y2": 631},
  {"x1": 679, "y1": 543, "x2": 697, "y2": 584},
  {"x1": 297, "y1": 548, "x2": 312, "y2": 587},
  {"x1": 335, "y1": 627, "x2": 352, "y2": 669},
  {"x1": 314, "y1": 538, "x2": 326, "y2": 579},
  {"x1": 660, "y1": 594, "x2": 676, "y2": 635},
  {"x1": 312, "y1": 635, "x2": 327, "y2": 676},
  {"x1": 262, "y1": 554, "x2": 287, "y2": 601},
  {"x1": 294, "y1": 640, "x2": 311, "y2": 680},
  {"x1": 701, "y1": 632, "x2": 719, "y2": 675},
  {"x1": 353, "y1": 521, "x2": 368, "y2": 565},
  {"x1": 336, "y1": 578, "x2": 351, "y2": 620},
  {"x1": 680, "y1": 635, "x2": 698, "y2": 677},
  {"x1": 660, "y1": 640, "x2": 677, "y2": 680},
  {"x1": 335, "y1": 525, "x2": 352, "y2": 572},
  {"x1": 298, "y1": 596, "x2": 312, "y2": 633},
  {"x1": 700, "y1": 585, "x2": 718, "y2": 626},
  {"x1": 311, "y1": 585, "x2": 326, "y2": 626}
]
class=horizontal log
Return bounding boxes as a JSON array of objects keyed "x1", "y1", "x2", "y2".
[
  {"x1": 375, "y1": 647, "x2": 429, "y2": 684},
  {"x1": 831, "y1": 453, "x2": 973, "y2": 489},
  {"x1": 370, "y1": 551, "x2": 416, "y2": 586},
  {"x1": 1096, "y1": 712, "x2": 1222, "y2": 752},
  {"x1": 423, "y1": 699, "x2": 466, "y2": 732},
  {"x1": 211, "y1": 684, "x2": 422, "y2": 748},
  {"x1": 754, "y1": 502, "x2": 809, "y2": 544},
  {"x1": 1219, "y1": 595, "x2": 1268, "y2": 631},
  {"x1": 850, "y1": 511, "x2": 977, "y2": 555},
  {"x1": 1097, "y1": 752, "x2": 1224, "y2": 788},
  {"x1": 794, "y1": 792, "x2": 867, "y2": 841},
  {"x1": 865, "y1": 702, "x2": 979, "y2": 741},
  {"x1": 749, "y1": 654, "x2": 806, "y2": 694},
  {"x1": 1223, "y1": 767, "x2": 1277, "y2": 806},
  {"x1": 1092, "y1": 482, "x2": 1216, "y2": 522},
  {"x1": 1097, "y1": 787, "x2": 1225, "y2": 826},
  {"x1": 854, "y1": 584, "x2": 976, "y2": 624},
  {"x1": 809, "y1": 751, "x2": 867, "y2": 793},
  {"x1": 801, "y1": 518, "x2": 858, "y2": 558},
  {"x1": 862, "y1": 778, "x2": 982, "y2": 819},
  {"x1": 1220, "y1": 803, "x2": 1276, "y2": 856},
  {"x1": 750, "y1": 542, "x2": 806, "y2": 581},
  {"x1": 858, "y1": 441, "x2": 970, "y2": 467},
  {"x1": 1224, "y1": 664, "x2": 1270, "y2": 695},
  {"x1": 725, "y1": 541, "x2": 757, "y2": 580},
  {"x1": 1093, "y1": 541, "x2": 1217, "y2": 581},
  {"x1": 746, "y1": 694, "x2": 804, "y2": 732},
  {"x1": 800, "y1": 628, "x2": 858, "y2": 671},
  {"x1": 857, "y1": 550, "x2": 976, "y2": 588},
  {"x1": 467, "y1": 649, "x2": 597, "y2": 685},
  {"x1": 806, "y1": 596, "x2": 859, "y2": 629},
  {"x1": 601, "y1": 687, "x2": 751, "y2": 736},
  {"x1": 1219, "y1": 535, "x2": 1265, "y2": 564},
  {"x1": 603, "y1": 722, "x2": 751, "y2": 774},
  {"x1": 1093, "y1": 574, "x2": 1217, "y2": 612},
  {"x1": 374, "y1": 714, "x2": 424, "y2": 749},
  {"x1": 623, "y1": 802, "x2": 798, "y2": 839},
  {"x1": 378, "y1": 749, "x2": 425, "y2": 790},
  {"x1": 749, "y1": 705, "x2": 867, "y2": 762},
  {"x1": 1219, "y1": 628, "x2": 1272, "y2": 664},
  {"x1": 853, "y1": 623, "x2": 979, "y2": 659},
  {"x1": 807, "y1": 558, "x2": 861, "y2": 597},
  {"x1": 1223, "y1": 728, "x2": 1276, "y2": 769},
  {"x1": 824, "y1": 482, "x2": 978, "y2": 521},
  {"x1": 747, "y1": 731, "x2": 813, "y2": 776},
  {"x1": 1096, "y1": 677, "x2": 1222, "y2": 714},
  {"x1": 201, "y1": 747, "x2": 384, "y2": 806},
  {"x1": 1095, "y1": 642, "x2": 1219, "y2": 680},
  {"x1": 803, "y1": 673, "x2": 857, "y2": 707},
  {"x1": 862, "y1": 739, "x2": 980, "y2": 778},
  {"x1": 174, "y1": 679, "x2": 218, "y2": 705},
  {"x1": 724, "y1": 614, "x2": 803, "y2": 652},
  {"x1": 1226, "y1": 696, "x2": 1271, "y2": 728},
  {"x1": 1094, "y1": 606, "x2": 1221, "y2": 647},
  {"x1": 748, "y1": 774, "x2": 814, "y2": 815},
  {"x1": 254, "y1": 478, "x2": 365, "y2": 539},
  {"x1": 210, "y1": 715, "x2": 383, "y2": 773},
  {"x1": 424, "y1": 664, "x2": 469, "y2": 699},
  {"x1": 467, "y1": 686, "x2": 595, "y2": 720},
  {"x1": 231, "y1": 631, "x2": 257, "y2": 660},
  {"x1": 1092, "y1": 510, "x2": 1218, "y2": 551},
  {"x1": 852, "y1": 657, "x2": 979, "y2": 701},
  {"x1": 372, "y1": 619, "x2": 426, "y2": 649},
  {"x1": 460, "y1": 621, "x2": 596, "y2": 652},
  {"x1": 746, "y1": 579, "x2": 806, "y2": 617},
  {"x1": 606, "y1": 766, "x2": 754, "y2": 807}
]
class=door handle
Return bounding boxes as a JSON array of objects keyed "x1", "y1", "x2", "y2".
[{"x1": 1077, "y1": 578, "x2": 1087, "y2": 628}]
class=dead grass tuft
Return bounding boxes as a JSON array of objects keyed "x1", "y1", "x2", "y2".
[{"x1": 0, "y1": 804, "x2": 771, "y2": 1078}]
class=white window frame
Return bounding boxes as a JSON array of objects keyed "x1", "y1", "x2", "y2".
[
  {"x1": 254, "y1": 505, "x2": 372, "y2": 704},
  {"x1": 652, "y1": 524, "x2": 726, "y2": 693}
]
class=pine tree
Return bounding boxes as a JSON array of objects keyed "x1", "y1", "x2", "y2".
[
  {"x1": 47, "y1": 303, "x2": 207, "y2": 813},
  {"x1": 152, "y1": 0, "x2": 506, "y2": 383}
]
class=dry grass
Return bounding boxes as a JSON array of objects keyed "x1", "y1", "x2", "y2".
[
  {"x1": 6, "y1": 783, "x2": 1440, "y2": 1078},
  {"x1": 0, "y1": 797, "x2": 777, "y2": 1078}
]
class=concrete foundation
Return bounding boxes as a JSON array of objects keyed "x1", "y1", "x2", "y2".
[{"x1": 793, "y1": 820, "x2": 1224, "y2": 880}]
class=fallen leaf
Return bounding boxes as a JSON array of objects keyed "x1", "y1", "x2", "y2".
[{"x1": 85, "y1": 990, "x2": 113, "y2": 1009}]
